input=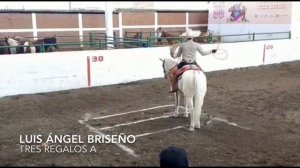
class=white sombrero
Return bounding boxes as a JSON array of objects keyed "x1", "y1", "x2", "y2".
[{"x1": 179, "y1": 29, "x2": 201, "y2": 38}]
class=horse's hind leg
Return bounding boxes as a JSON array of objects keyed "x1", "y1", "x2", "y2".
[
  {"x1": 174, "y1": 92, "x2": 179, "y2": 117},
  {"x1": 184, "y1": 96, "x2": 188, "y2": 118},
  {"x1": 195, "y1": 101, "x2": 203, "y2": 129},
  {"x1": 195, "y1": 95, "x2": 204, "y2": 129},
  {"x1": 186, "y1": 97, "x2": 195, "y2": 131}
]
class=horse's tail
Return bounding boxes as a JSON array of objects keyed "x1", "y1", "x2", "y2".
[{"x1": 194, "y1": 70, "x2": 207, "y2": 126}]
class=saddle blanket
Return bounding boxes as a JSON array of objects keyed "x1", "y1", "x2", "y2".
[{"x1": 176, "y1": 64, "x2": 202, "y2": 79}]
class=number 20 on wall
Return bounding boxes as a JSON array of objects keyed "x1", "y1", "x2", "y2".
[{"x1": 91, "y1": 56, "x2": 104, "y2": 62}]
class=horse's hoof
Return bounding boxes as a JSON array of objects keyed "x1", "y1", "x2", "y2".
[
  {"x1": 174, "y1": 113, "x2": 179, "y2": 117},
  {"x1": 184, "y1": 114, "x2": 188, "y2": 118},
  {"x1": 189, "y1": 127, "x2": 195, "y2": 132},
  {"x1": 195, "y1": 125, "x2": 201, "y2": 129}
]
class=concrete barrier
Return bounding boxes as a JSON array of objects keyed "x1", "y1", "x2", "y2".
[{"x1": 0, "y1": 39, "x2": 299, "y2": 98}]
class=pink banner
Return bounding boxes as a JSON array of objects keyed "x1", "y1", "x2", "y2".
[{"x1": 209, "y1": 2, "x2": 291, "y2": 24}]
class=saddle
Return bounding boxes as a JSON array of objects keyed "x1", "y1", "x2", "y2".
[{"x1": 176, "y1": 64, "x2": 202, "y2": 80}]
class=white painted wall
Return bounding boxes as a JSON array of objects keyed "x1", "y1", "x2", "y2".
[
  {"x1": 0, "y1": 52, "x2": 87, "y2": 97},
  {"x1": 291, "y1": 2, "x2": 300, "y2": 39},
  {"x1": 197, "y1": 41, "x2": 263, "y2": 72},
  {"x1": 0, "y1": 39, "x2": 299, "y2": 98},
  {"x1": 261, "y1": 39, "x2": 300, "y2": 64},
  {"x1": 89, "y1": 47, "x2": 165, "y2": 87}
]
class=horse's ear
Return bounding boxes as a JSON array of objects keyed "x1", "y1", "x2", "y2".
[{"x1": 159, "y1": 58, "x2": 164, "y2": 62}]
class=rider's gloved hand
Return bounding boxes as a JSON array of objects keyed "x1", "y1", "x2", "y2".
[{"x1": 212, "y1": 49, "x2": 217, "y2": 53}]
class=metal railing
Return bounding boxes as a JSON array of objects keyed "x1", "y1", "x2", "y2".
[
  {"x1": 209, "y1": 31, "x2": 291, "y2": 43},
  {"x1": 0, "y1": 31, "x2": 291, "y2": 54},
  {"x1": 99, "y1": 36, "x2": 150, "y2": 49},
  {"x1": 124, "y1": 30, "x2": 186, "y2": 39},
  {"x1": 0, "y1": 39, "x2": 150, "y2": 53}
]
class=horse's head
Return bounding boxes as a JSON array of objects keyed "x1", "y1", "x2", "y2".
[
  {"x1": 160, "y1": 57, "x2": 168, "y2": 79},
  {"x1": 160, "y1": 44, "x2": 182, "y2": 78},
  {"x1": 159, "y1": 56, "x2": 178, "y2": 79},
  {"x1": 44, "y1": 37, "x2": 57, "y2": 44},
  {"x1": 6, "y1": 36, "x2": 20, "y2": 46},
  {"x1": 44, "y1": 36, "x2": 59, "y2": 50},
  {"x1": 4, "y1": 36, "x2": 13, "y2": 42},
  {"x1": 156, "y1": 27, "x2": 162, "y2": 32},
  {"x1": 169, "y1": 44, "x2": 181, "y2": 58}
]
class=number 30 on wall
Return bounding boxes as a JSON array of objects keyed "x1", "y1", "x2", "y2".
[{"x1": 91, "y1": 56, "x2": 104, "y2": 62}]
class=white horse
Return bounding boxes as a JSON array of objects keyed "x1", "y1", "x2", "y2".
[
  {"x1": 5, "y1": 37, "x2": 19, "y2": 54},
  {"x1": 161, "y1": 55, "x2": 207, "y2": 131},
  {"x1": 13, "y1": 36, "x2": 36, "y2": 53},
  {"x1": 6, "y1": 37, "x2": 36, "y2": 54},
  {"x1": 165, "y1": 44, "x2": 189, "y2": 118},
  {"x1": 163, "y1": 62, "x2": 189, "y2": 118}
]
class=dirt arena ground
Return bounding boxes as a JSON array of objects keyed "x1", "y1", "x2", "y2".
[{"x1": 0, "y1": 61, "x2": 299, "y2": 167}]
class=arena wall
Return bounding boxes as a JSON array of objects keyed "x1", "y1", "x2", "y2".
[{"x1": 0, "y1": 39, "x2": 299, "y2": 98}]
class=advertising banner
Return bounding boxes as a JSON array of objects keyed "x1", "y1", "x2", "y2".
[{"x1": 208, "y1": 1, "x2": 292, "y2": 39}]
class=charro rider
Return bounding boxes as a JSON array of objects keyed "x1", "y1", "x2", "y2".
[
  {"x1": 168, "y1": 29, "x2": 217, "y2": 93},
  {"x1": 156, "y1": 27, "x2": 163, "y2": 45}
]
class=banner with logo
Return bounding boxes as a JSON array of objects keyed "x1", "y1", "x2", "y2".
[{"x1": 208, "y1": 2, "x2": 292, "y2": 37}]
